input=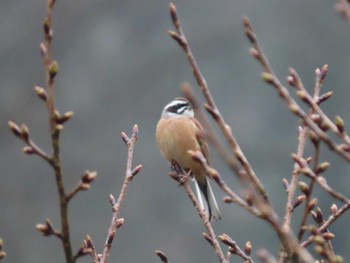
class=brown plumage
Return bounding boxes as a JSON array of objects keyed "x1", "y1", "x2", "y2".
[{"x1": 156, "y1": 98, "x2": 220, "y2": 221}]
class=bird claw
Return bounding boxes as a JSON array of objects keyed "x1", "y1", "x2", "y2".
[{"x1": 179, "y1": 170, "x2": 191, "y2": 186}]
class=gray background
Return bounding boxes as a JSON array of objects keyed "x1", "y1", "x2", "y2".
[{"x1": 1, "y1": 0, "x2": 350, "y2": 262}]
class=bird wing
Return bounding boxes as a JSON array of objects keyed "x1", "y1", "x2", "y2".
[{"x1": 193, "y1": 118, "x2": 210, "y2": 165}]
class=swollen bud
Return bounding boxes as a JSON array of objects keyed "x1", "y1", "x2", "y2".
[
  {"x1": 49, "y1": 61, "x2": 59, "y2": 79},
  {"x1": 298, "y1": 181, "x2": 310, "y2": 195},
  {"x1": 23, "y1": 146, "x2": 35, "y2": 155},
  {"x1": 307, "y1": 198, "x2": 318, "y2": 211},
  {"x1": 316, "y1": 162, "x2": 330, "y2": 174},
  {"x1": 116, "y1": 218, "x2": 125, "y2": 229},
  {"x1": 20, "y1": 124, "x2": 29, "y2": 142},
  {"x1": 261, "y1": 72, "x2": 274, "y2": 84},
  {"x1": 245, "y1": 241, "x2": 252, "y2": 255},
  {"x1": 318, "y1": 91, "x2": 333, "y2": 104},
  {"x1": 34, "y1": 86, "x2": 47, "y2": 101},
  {"x1": 334, "y1": 115, "x2": 345, "y2": 133},
  {"x1": 81, "y1": 170, "x2": 97, "y2": 183},
  {"x1": 56, "y1": 111, "x2": 74, "y2": 124},
  {"x1": 131, "y1": 164, "x2": 142, "y2": 177},
  {"x1": 330, "y1": 203, "x2": 338, "y2": 215},
  {"x1": 203, "y1": 232, "x2": 214, "y2": 245},
  {"x1": 8, "y1": 121, "x2": 21, "y2": 138}
]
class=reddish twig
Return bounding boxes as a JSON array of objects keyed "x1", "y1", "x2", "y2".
[
  {"x1": 281, "y1": 126, "x2": 308, "y2": 233},
  {"x1": 219, "y1": 234, "x2": 254, "y2": 263},
  {"x1": 98, "y1": 125, "x2": 141, "y2": 262},
  {"x1": 168, "y1": 170, "x2": 227, "y2": 263},
  {"x1": 168, "y1": 5, "x2": 314, "y2": 262},
  {"x1": 66, "y1": 170, "x2": 97, "y2": 202},
  {"x1": 188, "y1": 150, "x2": 260, "y2": 217},
  {"x1": 301, "y1": 202, "x2": 350, "y2": 248},
  {"x1": 180, "y1": 177, "x2": 228, "y2": 263},
  {"x1": 168, "y1": 3, "x2": 268, "y2": 202},
  {"x1": 243, "y1": 16, "x2": 350, "y2": 163},
  {"x1": 335, "y1": 0, "x2": 350, "y2": 25},
  {"x1": 8, "y1": 0, "x2": 78, "y2": 261},
  {"x1": 292, "y1": 155, "x2": 350, "y2": 204}
]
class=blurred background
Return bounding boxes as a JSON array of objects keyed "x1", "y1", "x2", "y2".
[{"x1": 1, "y1": 0, "x2": 350, "y2": 262}]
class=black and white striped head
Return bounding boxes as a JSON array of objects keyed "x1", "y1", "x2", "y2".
[{"x1": 161, "y1": 98, "x2": 194, "y2": 118}]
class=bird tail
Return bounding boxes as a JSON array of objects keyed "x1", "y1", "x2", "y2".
[{"x1": 194, "y1": 178, "x2": 221, "y2": 221}]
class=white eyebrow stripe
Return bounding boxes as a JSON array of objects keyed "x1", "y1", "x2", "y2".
[{"x1": 165, "y1": 100, "x2": 188, "y2": 109}]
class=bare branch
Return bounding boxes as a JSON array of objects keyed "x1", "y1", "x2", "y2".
[
  {"x1": 243, "y1": 16, "x2": 350, "y2": 163},
  {"x1": 179, "y1": 176, "x2": 228, "y2": 263},
  {"x1": 169, "y1": 3, "x2": 268, "y2": 202},
  {"x1": 99, "y1": 125, "x2": 141, "y2": 262},
  {"x1": 335, "y1": 0, "x2": 350, "y2": 25}
]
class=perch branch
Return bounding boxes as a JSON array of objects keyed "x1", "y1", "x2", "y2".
[
  {"x1": 168, "y1": 2, "x2": 268, "y2": 202},
  {"x1": 168, "y1": 170, "x2": 227, "y2": 263}
]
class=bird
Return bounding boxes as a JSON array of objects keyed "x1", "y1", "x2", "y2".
[{"x1": 155, "y1": 97, "x2": 220, "y2": 221}]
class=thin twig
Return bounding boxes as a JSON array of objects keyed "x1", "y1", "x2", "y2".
[
  {"x1": 281, "y1": 126, "x2": 308, "y2": 231},
  {"x1": 243, "y1": 16, "x2": 350, "y2": 163},
  {"x1": 290, "y1": 67, "x2": 350, "y2": 147},
  {"x1": 8, "y1": 121, "x2": 52, "y2": 162},
  {"x1": 40, "y1": 0, "x2": 75, "y2": 261},
  {"x1": 219, "y1": 234, "x2": 254, "y2": 263},
  {"x1": 188, "y1": 150, "x2": 313, "y2": 262},
  {"x1": 335, "y1": 0, "x2": 350, "y2": 25},
  {"x1": 169, "y1": 5, "x2": 314, "y2": 261},
  {"x1": 179, "y1": 177, "x2": 228, "y2": 263},
  {"x1": 292, "y1": 154, "x2": 350, "y2": 204},
  {"x1": 99, "y1": 125, "x2": 141, "y2": 263},
  {"x1": 168, "y1": 3, "x2": 268, "y2": 202},
  {"x1": 301, "y1": 202, "x2": 350, "y2": 247},
  {"x1": 188, "y1": 150, "x2": 260, "y2": 217}
]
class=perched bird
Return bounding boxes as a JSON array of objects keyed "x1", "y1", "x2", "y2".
[{"x1": 156, "y1": 97, "x2": 220, "y2": 221}]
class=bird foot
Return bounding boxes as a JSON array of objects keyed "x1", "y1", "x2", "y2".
[{"x1": 179, "y1": 170, "x2": 191, "y2": 186}]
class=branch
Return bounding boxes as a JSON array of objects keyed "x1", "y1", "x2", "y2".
[
  {"x1": 281, "y1": 126, "x2": 308, "y2": 233},
  {"x1": 301, "y1": 202, "x2": 350, "y2": 248},
  {"x1": 8, "y1": 0, "x2": 78, "y2": 261},
  {"x1": 188, "y1": 150, "x2": 260, "y2": 218},
  {"x1": 335, "y1": 0, "x2": 350, "y2": 25},
  {"x1": 168, "y1": 3, "x2": 268, "y2": 202},
  {"x1": 168, "y1": 169, "x2": 227, "y2": 263},
  {"x1": 219, "y1": 234, "x2": 254, "y2": 263},
  {"x1": 281, "y1": 66, "x2": 329, "y2": 259},
  {"x1": 98, "y1": 125, "x2": 141, "y2": 262},
  {"x1": 292, "y1": 154, "x2": 350, "y2": 204},
  {"x1": 243, "y1": 16, "x2": 350, "y2": 163},
  {"x1": 169, "y1": 5, "x2": 314, "y2": 262},
  {"x1": 66, "y1": 170, "x2": 98, "y2": 202},
  {"x1": 181, "y1": 177, "x2": 228, "y2": 263}
]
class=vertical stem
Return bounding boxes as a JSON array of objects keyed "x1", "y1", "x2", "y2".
[{"x1": 43, "y1": 0, "x2": 73, "y2": 262}]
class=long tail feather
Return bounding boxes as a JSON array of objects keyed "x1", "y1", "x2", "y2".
[
  {"x1": 193, "y1": 178, "x2": 205, "y2": 211},
  {"x1": 206, "y1": 179, "x2": 221, "y2": 221},
  {"x1": 195, "y1": 178, "x2": 221, "y2": 221}
]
